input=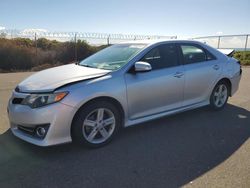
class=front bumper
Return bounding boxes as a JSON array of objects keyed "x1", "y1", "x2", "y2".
[{"x1": 8, "y1": 91, "x2": 75, "y2": 146}]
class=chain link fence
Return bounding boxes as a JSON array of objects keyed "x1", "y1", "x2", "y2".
[
  {"x1": 1, "y1": 29, "x2": 249, "y2": 50},
  {"x1": 0, "y1": 29, "x2": 177, "y2": 63},
  {"x1": 193, "y1": 34, "x2": 250, "y2": 51},
  {"x1": 0, "y1": 29, "x2": 177, "y2": 45},
  {"x1": 1, "y1": 29, "x2": 249, "y2": 71},
  {"x1": 0, "y1": 29, "x2": 178, "y2": 71}
]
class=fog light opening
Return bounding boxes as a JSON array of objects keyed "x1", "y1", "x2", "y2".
[{"x1": 36, "y1": 127, "x2": 46, "y2": 138}]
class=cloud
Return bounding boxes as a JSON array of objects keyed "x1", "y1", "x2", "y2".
[{"x1": 0, "y1": 26, "x2": 5, "y2": 30}]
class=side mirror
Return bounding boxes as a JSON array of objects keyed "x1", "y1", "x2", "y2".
[{"x1": 134, "y1": 61, "x2": 152, "y2": 72}]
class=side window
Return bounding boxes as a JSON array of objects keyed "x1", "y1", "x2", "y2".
[
  {"x1": 143, "y1": 48, "x2": 161, "y2": 61},
  {"x1": 180, "y1": 45, "x2": 207, "y2": 64},
  {"x1": 141, "y1": 44, "x2": 179, "y2": 70}
]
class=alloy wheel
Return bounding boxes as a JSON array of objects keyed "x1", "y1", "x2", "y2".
[
  {"x1": 82, "y1": 108, "x2": 116, "y2": 144},
  {"x1": 213, "y1": 84, "x2": 228, "y2": 108}
]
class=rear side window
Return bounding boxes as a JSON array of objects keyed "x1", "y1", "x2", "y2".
[
  {"x1": 141, "y1": 44, "x2": 179, "y2": 70},
  {"x1": 180, "y1": 45, "x2": 207, "y2": 64}
]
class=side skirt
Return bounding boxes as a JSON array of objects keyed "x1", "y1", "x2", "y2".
[{"x1": 124, "y1": 101, "x2": 209, "y2": 127}]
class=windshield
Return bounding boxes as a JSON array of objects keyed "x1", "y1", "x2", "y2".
[{"x1": 79, "y1": 44, "x2": 146, "y2": 70}]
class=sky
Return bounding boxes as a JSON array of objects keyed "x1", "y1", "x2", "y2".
[{"x1": 0, "y1": 0, "x2": 249, "y2": 38}]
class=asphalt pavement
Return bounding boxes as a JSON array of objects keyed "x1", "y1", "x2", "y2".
[{"x1": 0, "y1": 68, "x2": 249, "y2": 188}]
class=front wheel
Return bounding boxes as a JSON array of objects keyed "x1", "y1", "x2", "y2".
[
  {"x1": 71, "y1": 101, "x2": 122, "y2": 148},
  {"x1": 210, "y1": 81, "x2": 229, "y2": 110}
]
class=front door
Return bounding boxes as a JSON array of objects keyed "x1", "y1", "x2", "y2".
[{"x1": 125, "y1": 43, "x2": 184, "y2": 120}]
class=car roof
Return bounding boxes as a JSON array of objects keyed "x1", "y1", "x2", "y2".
[{"x1": 119, "y1": 39, "x2": 203, "y2": 46}]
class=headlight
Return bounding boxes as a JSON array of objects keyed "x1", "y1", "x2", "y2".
[{"x1": 22, "y1": 92, "x2": 68, "y2": 108}]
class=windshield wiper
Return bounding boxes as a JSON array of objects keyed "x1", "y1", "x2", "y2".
[{"x1": 80, "y1": 64, "x2": 97, "y2": 69}]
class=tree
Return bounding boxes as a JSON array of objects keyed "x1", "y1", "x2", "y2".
[{"x1": 0, "y1": 32, "x2": 6, "y2": 38}]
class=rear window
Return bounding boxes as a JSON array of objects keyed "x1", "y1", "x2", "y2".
[
  {"x1": 181, "y1": 45, "x2": 206, "y2": 64},
  {"x1": 180, "y1": 44, "x2": 216, "y2": 64}
]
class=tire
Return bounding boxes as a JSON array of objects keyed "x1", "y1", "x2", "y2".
[
  {"x1": 209, "y1": 81, "x2": 229, "y2": 110},
  {"x1": 71, "y1": 101, "x2": 122, "y2": 148}
]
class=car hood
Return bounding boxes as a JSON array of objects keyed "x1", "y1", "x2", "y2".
[{"x1": 17, "y1": 64, "x2": 111, "y2": 93}]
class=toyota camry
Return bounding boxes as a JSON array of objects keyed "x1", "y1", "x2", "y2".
[{"x1": 8, "y1": 40, "x2": 242, "y2": 147}]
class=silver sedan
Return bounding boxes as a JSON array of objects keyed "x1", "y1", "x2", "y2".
[{"x1": 8, "y1": 40, "x2": 242, "y2": 147}]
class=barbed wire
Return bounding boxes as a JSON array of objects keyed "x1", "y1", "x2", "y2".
[{"x1": 0, "y1": 29, "x2": 177, "y2": 41}]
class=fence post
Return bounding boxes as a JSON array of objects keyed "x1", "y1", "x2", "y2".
[
  {"x1": 217, "y1": 36, "x2": 221, "y2": 48},
  {"x1": 74, "y1": 33, "x2": 77, "y2": 62},
  {"x1": 244, "y1": 35, "x2": 249, "y2": 60},
  {"x1": 107, "y1": 35, "x2": 110, "y2": 45},
  {"x1": 245, "y1": 35, "x2": 248, "y2": 51},
  {"x1": 35, "y1": 32, "x2": 38, "y2": 63}
]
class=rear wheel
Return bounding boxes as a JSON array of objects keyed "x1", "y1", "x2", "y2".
[
  {"x1": 210, "y1": 81, "x2": 229, "y2": 110},
  {"x1": 72, "y1": 101, "x2": 122, "y2": 148}
]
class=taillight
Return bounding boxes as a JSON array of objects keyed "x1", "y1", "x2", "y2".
[{"x1": 237, "y1": 61, "x2": 242, "y2": 75}]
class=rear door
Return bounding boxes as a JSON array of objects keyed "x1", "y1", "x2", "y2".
[
  {"x1": 178, "y1": 43, "x2": 222, "y2": 106},
  {"x1": 125, "y1": 43, "x2": 184, "y2": 120}
]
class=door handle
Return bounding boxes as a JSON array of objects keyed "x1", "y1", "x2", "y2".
[
  {"x1": 213, "y1": 65, "x2": 220, "y2": 70},
  {"x1": 174, "y1": 72, "x2": 184, "y2": 78}
]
